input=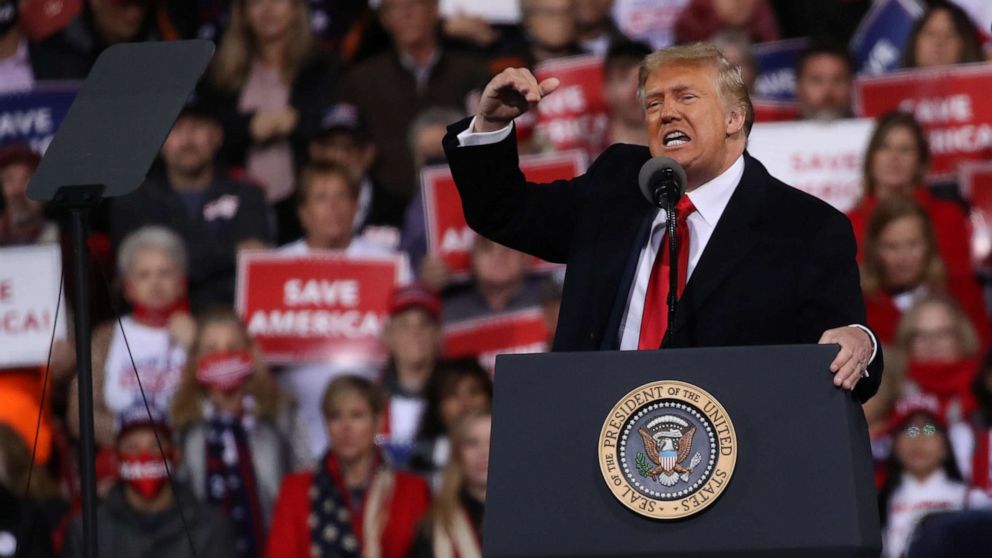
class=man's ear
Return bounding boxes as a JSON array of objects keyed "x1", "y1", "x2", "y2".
[{"x1": 726, "y1": 106, "x2": 746, "y2": 137}]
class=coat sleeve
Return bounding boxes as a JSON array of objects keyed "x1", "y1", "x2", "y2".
[
  {"x1": 796, "y1": 209, "x2": 883, "y2": 402},
  {"x1": 441, "y1": 117, "x2": 589, "y2": 264}
]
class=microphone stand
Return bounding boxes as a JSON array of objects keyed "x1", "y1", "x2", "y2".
[
  {"x1": 650, "y1": 167, "x2": 681, "y2": 348},
  {"x1": 664, "y1": 197, "x2": 678, "y2": 347}
]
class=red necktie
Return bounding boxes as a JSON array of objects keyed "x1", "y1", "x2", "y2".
[{"x1": 638, "y1": 196, "x2": 697, "y2": 350}]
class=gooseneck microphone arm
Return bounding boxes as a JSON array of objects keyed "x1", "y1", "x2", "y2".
[
  {"x1": 653, "y1": 168, "x2": 681, "y2": 348},
  {"x1": 638, "y1": 158, "x2": 688, "y2": 348}
]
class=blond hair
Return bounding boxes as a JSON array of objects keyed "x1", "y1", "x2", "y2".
[
  {"x1": 894, "y1": 294, "x2": 980, "y2": 358},
  {"x1": 170, "y1": 307, "x2": 283, "y2": 431},
  {"x1": 425, "y1": 411, "x2": 491, "y2": 534},
  {"x1": 211, "y1": 0, "x2": 313, "y2": 93},
  {"x1": 638, "y1": 42, "x2": 755, "y2": 137}
]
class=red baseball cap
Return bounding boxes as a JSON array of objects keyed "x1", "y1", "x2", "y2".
[
  {"x1": 388, "y1": 282, "x2": 441, "y2": 321},
  {"x1": 196, "y1": 350, "x2": 254, "y2": 391},
  {"x1": 0, "y1": 143, "x2": 41, "y2": 170},
  {"x1": 887, "y1": 393, "x2": 946, "y2": 435}
]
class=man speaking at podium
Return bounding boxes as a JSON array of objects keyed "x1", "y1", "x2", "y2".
[{"x1": 442, "y1": 43, "x2": 882, "y2": 402}]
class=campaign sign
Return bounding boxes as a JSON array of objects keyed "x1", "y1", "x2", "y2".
[
  {"x1": 443, "y1": 308, "x2": 550, "y2": 373},
  {"x1": 959, "y1": 162, "x2": 992, "y2": 271},
  {"x1": 0, "y1": 245, "x2": 67, "y2": 368},
  {"x1": 748, "y1": 118, "x2": 875, "y2": 212},
  {"x1": 236, "y1": 251, "x2": 401, "y2": 365},
  {"x1": 612, "y1": 0, "x2": 689, "y2": 49},
  {"x1": 752, "y1": 100, "x2": 799, "y2": 123},
  {"x1": 422, "y1": 150, "x2": 587, "y2": 279},
  {"x1": 850, "y1": 0, "x2": 924, "y2": 75},
  {"x1": 534, "y1": 55, "x2": 609, "y2": 159},
  {"x1": 855, "y1": 63, "x2": 992, "y2": 179},
  {"x1": 752, "y1": 38, "x2": 809, "y2": 102},
  {"x1": 0, "y1": 83, "x2": 79, "y2": 153}
]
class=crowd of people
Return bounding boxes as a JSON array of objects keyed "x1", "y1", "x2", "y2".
[{"x1": 2, "y1": 0, "x2": 992, "y2": 557}]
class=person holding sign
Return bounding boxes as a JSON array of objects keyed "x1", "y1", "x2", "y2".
[
  {"x1": 444, "y1": 42, "x2": 882, "y2": 400},
  {"x1": 278, "y1": 161, "x2": 412, "y2": 459}
]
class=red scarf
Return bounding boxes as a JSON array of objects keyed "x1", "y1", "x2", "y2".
[
  {"x1": 130, "y1": 297, "x2": 190, "y2": 328},
  {"x1": 974, "y1": 427, "x2": 991, "y2": 492},
  {"x1": 907, "y1": 358, "x2": 980, "y2": 415}
]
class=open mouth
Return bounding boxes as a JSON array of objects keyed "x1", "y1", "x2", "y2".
[{"x1": 663, "y1": 130, "x2": 691, "y2": 148}]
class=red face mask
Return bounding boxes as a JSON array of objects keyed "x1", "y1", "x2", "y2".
[{"x1": 118, "y1": 451, "x2": 172, "y2": 500}]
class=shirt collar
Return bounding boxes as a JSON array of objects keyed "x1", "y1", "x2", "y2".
[{"x1": 685, "y1": 154, "x2": 745, "y2": 227}]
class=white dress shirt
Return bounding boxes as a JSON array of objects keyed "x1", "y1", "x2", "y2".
[
  {"x1": 618, "y1": 155, "x2": 744, "y2": 349},
  {"x1": 457, "y1": 118, "x2": 877, "y2": 362}
]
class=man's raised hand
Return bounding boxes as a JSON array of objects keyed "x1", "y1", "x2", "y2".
[{"x1": 474, "y1": 68, "x2": 560, "y2": 133}]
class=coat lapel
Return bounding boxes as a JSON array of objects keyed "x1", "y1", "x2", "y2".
[
  {"x1": 667, "y1": 154, "x2": 768, "y2": 342},
  {"x1": 594, "y1": 189, "x2": 654, "y2": 350}
]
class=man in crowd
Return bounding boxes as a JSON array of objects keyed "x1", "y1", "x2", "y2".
[
  {"x1": 575, "y1": 0, "x2": 628, "y2": 56},
  {"x1": 378, "y1": 283, "x2": 443, "y2": 465},
  {"x1": 0, "y1": 144, "x2": 57, "y2": 246},
  {"x1": 111, "y1": 98, "x2": 272, "y2": 311},
  {"x1": 442, "y1": 236, "x2": 543, "y2": 324},
  {"x1": 795, "y1": 42, "x2": 856, "y2": 121},
  {"x1": 338, "y1": 0, "x2": 489, "y2": 199},
  {"x1": 308, "y1": 102, "x2": 406, "y2": 237},
  {"x1": 397, "y1": 106, "x2": 466, "y2": 288},
  {"x1": 63, "y1": 404, "x2": 236, "y2": 558},
  {"x1": 603, "y1": 40, "x2": 652, "y2": 147},
  {"x1": 444, "y1": 43, "x2": 882, "y2": 400},
  {"x1": 32, "y1": 0, "x2": 169, "y2": 79}
]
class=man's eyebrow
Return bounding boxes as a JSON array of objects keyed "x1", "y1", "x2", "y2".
[{"x1": 643, "y1": 83, "x2": 695, "y2": 97}]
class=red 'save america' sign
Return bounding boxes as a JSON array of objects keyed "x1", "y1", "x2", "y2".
[
  {"x1": 855, "y1": 63, "x2": 992, "y2": 179},
  {"x1": 236, "y1": 251, "x2": 401, "y2": 365},
  {"x1": 422, "y1": 150, "x2": 586, "y2": 279},
  {"x1": 443, "y1": 308, "x2": 551, "y2": 373}
]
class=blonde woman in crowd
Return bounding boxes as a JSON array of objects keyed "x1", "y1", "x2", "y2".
[
  {"x1": 409, "y1": 411, "x2": 492, "y2": 558},
  {"x1": 206, "y1": 0, "x2": 335, "y2": 242}
]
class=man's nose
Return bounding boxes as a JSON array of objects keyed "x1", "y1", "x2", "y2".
[{"x1": 660, "y1": 105, "x2": 681, "y2": 124}]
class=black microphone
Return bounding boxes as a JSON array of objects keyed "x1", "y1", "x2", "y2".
[
  {"x1": 638, "y1": 156, "x2": 687, "y2": 209},
  {"x1": 637, "y1": 157, "x2": 688, "y2": 348}
]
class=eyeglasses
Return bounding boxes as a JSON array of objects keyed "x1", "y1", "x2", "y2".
[{"x1": 904, "y1": 424, "x2": 939, "y2": 438}]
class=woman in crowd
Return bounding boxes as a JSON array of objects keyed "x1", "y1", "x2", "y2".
[
  {"x1": 674, "y1": 0, "x2": 780, "y2": 45},
  {"x1": 902, "y1": 1, "x2": 983, "y2": 69},
  {"x1": 266, "y1": 376, "x2": 431, "y2": 558},
  {"x1": 68, "y1": 227, "x2": 194, "y2": 449},
  {"x1": 173, "y1": 313, "x2": 297, "y2": 558},
  {"x1": 878, "y1": 395, "x2": 989, "y2": 558},
  {"x1": 894, "y1": 296, "x2": 982, "y2": 422},
  {"x1": 409, "y1": 412, "x2": 491, "y2": 558},
  {"x1": 847, "y1": 111, "x2": 973, "y2": 281},
  {"x1": 206, "y1": 0, "x2": 335, "y2": 242},
  {"x1": 410, "y1": 358, "x2": 493, "y2": 487},
  {"x1": 859, "y1": 197, "x2": 988, "y2": 346}
]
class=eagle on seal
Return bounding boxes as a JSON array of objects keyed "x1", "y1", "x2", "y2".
[{"x1": 638, "y1": 418, "x2": 700, "y2": 487}]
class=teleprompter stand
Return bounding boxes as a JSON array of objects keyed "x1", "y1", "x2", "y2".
[{"x1": 27, "y1": 40, "x2": 214, "y2": 558}]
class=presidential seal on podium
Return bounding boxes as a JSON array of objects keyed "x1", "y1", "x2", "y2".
[{"x1": 599, "y1": 380, "x2": 738, "y2": 519}]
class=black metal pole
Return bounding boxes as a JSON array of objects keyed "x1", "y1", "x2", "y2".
[
  {"x1": 69, "y1": 205, "x2": 99, "y2": 558},
  {"x1": 664, "y1": 201, "x2": 678, "y2": 347}
]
